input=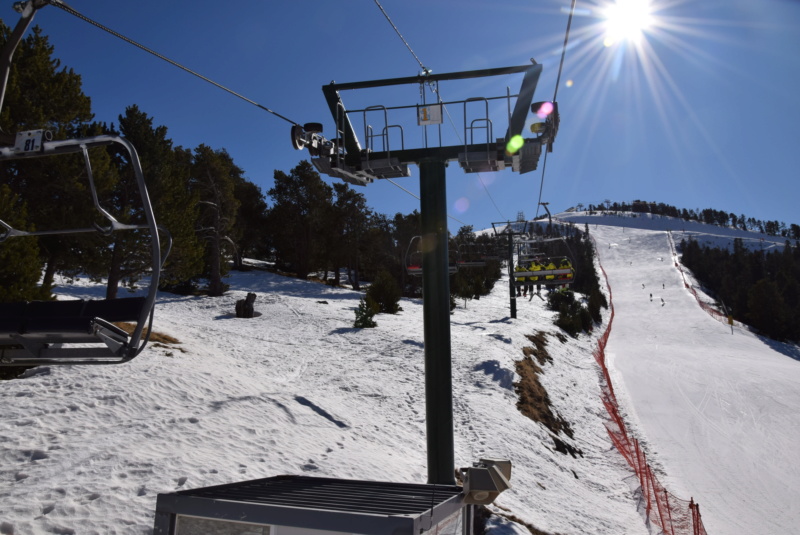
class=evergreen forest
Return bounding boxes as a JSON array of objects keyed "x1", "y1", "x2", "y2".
[
  {"x1": 579, "y1": 200, "x2": 800, "y2": 240},
  {"x1": 680, "y1": 237, "x2": 800, "y2": 343}
]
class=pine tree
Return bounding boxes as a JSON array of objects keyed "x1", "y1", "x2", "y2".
[
  {"x1": 326, "y1": 182, "x2": 369, "y2": 285},
  {"x1": 231, "y1": 178, "x2": 269, "y2": 270},
  {"x1": 0, "y1": 24, "x2": 98, "y2": 290},
  {"x1": 116, "y1": 106, "x2": 204, "y2": 293},
  {"x1": 191, "y1": 145, "x2": 241, "y2": 296},
  {"x1": 267, "y1": 161, "x2": 332, "y2": 280},
  {"x1": 366, "y1": 269, "x2": 401, "y2": 314},
  {"x1": 353, "y1": 297, "x2": 377, "y2": 328},
  {"x1": 0, "y1": 185, "x2": 49, "y2": 302}
]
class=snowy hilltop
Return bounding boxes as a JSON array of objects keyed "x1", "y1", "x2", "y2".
[{"x1": 1, "y1": 212, "x2": 798, "y2": 534}]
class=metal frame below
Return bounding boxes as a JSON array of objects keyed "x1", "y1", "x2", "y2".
[{"x1": 153, "y1": 475, "x2": 466, "y2": 535}]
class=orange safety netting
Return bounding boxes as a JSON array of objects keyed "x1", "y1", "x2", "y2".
[{"x1": 592, "y1": 242, "x2": 709, "y2": 535}]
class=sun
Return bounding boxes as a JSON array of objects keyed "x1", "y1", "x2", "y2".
[{"x1": 602, "y1": 0, "x2": 653, "y2": 46}]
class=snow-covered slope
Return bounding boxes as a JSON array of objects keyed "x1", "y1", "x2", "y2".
[
  {"x1": 561, "y1": 212, "x2": 800, "y2": 534},
  {"x1": 2, "y1": 212, "x2": 798, "y2": 535},
  {"x1": 1, "y1": 260, "x2": 642, "y2": 534}
]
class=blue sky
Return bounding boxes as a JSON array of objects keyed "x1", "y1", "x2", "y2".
[{"x1": 3, "y1": 0, "x2": 799, "y2": 233}]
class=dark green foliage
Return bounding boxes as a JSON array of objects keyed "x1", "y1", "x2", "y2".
[
  {"x1": 366, "y1": 269, "x2": 401, "y2": 314},
  {"x1": 353, "y1": 297, "x2": 377, "y2": 328},
  {"x1": 680, "y1": 238, "x2": 800, "y2": 342},
  {"x1": 116, "y1": 107, "x2": 204, "y2": 292},
  {"x1": 231, "y1": 176, "x2": 269, "y2": 270},
  {"x1": 0, "y1": 25, "x2": 92, "y2": 132},
  {"x1": 532, "y1": 222, "x2": 607, "y2": 328},
  {"x1": 451, "y1": 260, "x2": 502, "y2": 307},
  {"x1": 588, "y1": 286, "x2": 606, "y2": 323},
  {"x1": 0, "y1": 185, "x2": 49, "y2": 302},
  {"x1": 547, "y1": 289, "x2": 592, "y2": 338},
  {"x1": 159, "y1": 278, "x2": 200, "y2": 296},
  {"x1": 450, "y1": 226, "x2": 504, "y2": 307},
  {"x1": 192, "y1": 145, "x2": 242, "y2": 296},
  {"x1": 0, "y1": 23, "x2": 99, "y2": 290},
  {"x1": 322, "y1": 182, "x2": 371, "y2": 287},
  {"x1": 267, "y1": 161, "x2": 332, "y2": 280}
]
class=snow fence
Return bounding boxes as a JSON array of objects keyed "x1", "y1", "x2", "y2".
[
  {"x1": 594, "y1": 252, "x2": 709, "y2": 535},
  {"x1": 666, "y1": 231, "x2": 735, "y2": 328}
]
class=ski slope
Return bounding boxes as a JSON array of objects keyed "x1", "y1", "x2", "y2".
[
  {"x1": 1, "y1": 212, "x2": 798, "y2": 534},
  {"x1": 563, "y1": 213, "x2": 800, "y2": 534}
]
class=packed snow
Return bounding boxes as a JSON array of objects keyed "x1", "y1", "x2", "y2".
[{"x1": 1, "y1": 212, "x2": 798, "y2": 535}]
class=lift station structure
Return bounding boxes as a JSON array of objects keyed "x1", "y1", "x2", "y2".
[{"x1": 291, "y1": 61, "x2": 559, "y2": 485}]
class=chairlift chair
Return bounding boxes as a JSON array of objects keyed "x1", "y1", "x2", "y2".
[
  {"x1": 512, "y1": 237, "x2": 575, "y2": 288},
  {"x1": 456, "y1": 243, "x2": 487, "y2": 268},
  {"x1": 405, "y1": 236, "x2": 458, "y2": 276},
  {"x1": 0, "y1": 133, "x2": 166, "y2": 366},
  {"x1": 405, "y1": 236, "x2": 424, "y2": 276},
  {"x1": 0, "y1": 3, "x2": 167, "y2": 366}
]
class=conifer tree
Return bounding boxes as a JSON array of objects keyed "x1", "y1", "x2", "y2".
[
  {"x1": 191, "y1": 145, "x2": 241, "y2": 296},
  {"x1": 0, "y1": 24, "x2": 98, "y2": 290},
  {"x1": 231, "y1": 177, "x2": 269, "y2": 270},
  {"x1": 267, "y1": 161, "x2": 332, "y2": 280},
  {"x1": 116, "y1": 106, "x2": 204, "y2": 293},
  {"x1": 0, "y1": 185, "x2": 48, "y2": 302},
  {"x1": 326, "y1": 182, "x2": 369, "y2": 285}
]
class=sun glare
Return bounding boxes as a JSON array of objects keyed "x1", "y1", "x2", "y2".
[{"x1": 603, "y1": 0, "x2": 653, "y2": 46}]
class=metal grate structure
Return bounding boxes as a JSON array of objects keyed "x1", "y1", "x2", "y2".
[{"x1": 153, "y1": 475, "x2": 465, "y2": 535}]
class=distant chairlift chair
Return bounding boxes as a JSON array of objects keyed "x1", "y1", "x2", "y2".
[
  {"x1": 405, "y1": 235, "x2": 458, "y2": 276},
  {"x1": 456, "y1": 243, "x2": 487, "y2": 268},
  {"x1": 512, "y1": 238, "x2": 575, "y2": 289},
  {"x1": 0, "y1": 132, "x2": 167, "y2": 366}
]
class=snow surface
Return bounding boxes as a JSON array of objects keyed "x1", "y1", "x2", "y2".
[{"x1": 1, "y1": 213, "x2": 798, "y2": 534}]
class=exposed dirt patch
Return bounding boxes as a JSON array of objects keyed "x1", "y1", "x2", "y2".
[
  {"x1": 514, "y1": 331, "x2": 583, "y2": 458},
  {"x1": 523, "y1": 332, "x2": 552, "y2": 365},
  {"x1": 489, "y1": 504, "x2": 565, "y2": 535},
  {"x1": 115, "y1": 323, "x2": 180, "y2": 345}
]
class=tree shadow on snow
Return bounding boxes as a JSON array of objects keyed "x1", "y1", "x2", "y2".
[{"x1": 756, "y1": 335, "x2": 800, "y2": 362}]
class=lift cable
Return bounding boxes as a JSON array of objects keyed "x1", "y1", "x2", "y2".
[
  {"x1": 534, "y1": 0, "x2": 576, "y2": 221},
  {"x1": 373, "y1": 0, "x2": 428, "y2": 74},
  {"x1": 49, "y1": 0, "x2": 300, "y2": 126},
  {"x1": 53, "y1": 0, "x2": 465, "y2": 228},
  {"x1": 373, "y1": 0, "x2": 508, "y2": 223}
]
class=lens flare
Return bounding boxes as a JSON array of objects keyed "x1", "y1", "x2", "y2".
[
  {"x1": 534, "y1": 101, "x2": 554, "y2": 119},
  {"x1": 505, "y1": 135, "x2": 525, "y2": 155},
  {"x1": 454, "y1": 197, "x2": 470, "y2": 213}
]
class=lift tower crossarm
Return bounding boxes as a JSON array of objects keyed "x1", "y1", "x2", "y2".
[
  {"x1": 321, "y1": 62, "x2": 542, "y2": 170},
  {"x1": 325, "y1": 63, "x2": 537, "y2": 91}
]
